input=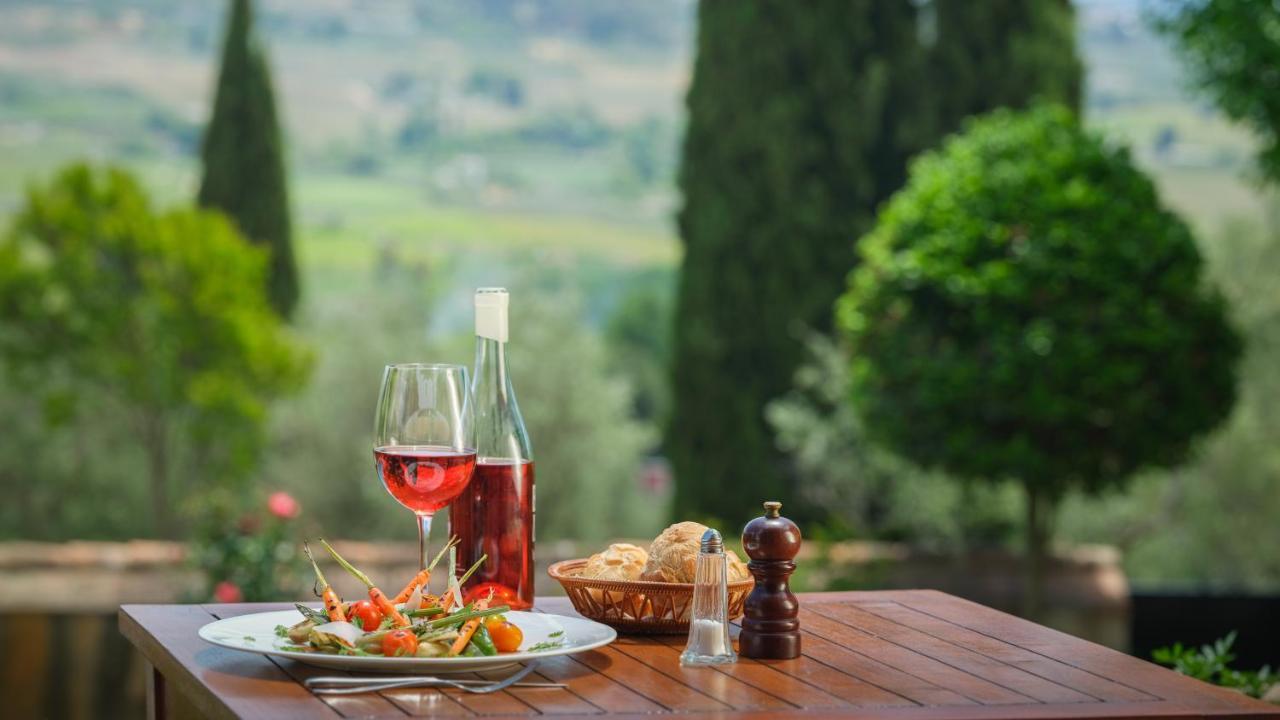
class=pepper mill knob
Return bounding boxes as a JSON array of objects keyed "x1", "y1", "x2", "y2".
[{"x1": 739, "y1": 500, "x2": 802, "y2": 659}]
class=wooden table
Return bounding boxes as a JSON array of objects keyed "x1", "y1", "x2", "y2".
[{"x1": 119, "y1": 590, "x2": 1279, "y2": 719}]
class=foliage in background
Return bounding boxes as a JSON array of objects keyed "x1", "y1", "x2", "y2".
[
  {"x1": 1058, "y1": 210, "x2": 1280, "y2": 589},
  {"x1": 189, "y1": 489, "x2": 302, "y2": 602},
  {"x1": 257, "y1": 242, "x2": 447, "y2": 537},
  {"x1": 605, "y1": 279, "x2": 672, "y2": 427},
  {"x1": 931, "y1": 0, "x2": 1082, "y2": 134},
  {"x1": 668, "y1": 0, "x2": 932, "y2": 526},
  {"x1": 198, "y1": 0, "x2": 299, "y2": 318},
  {"x1": 0, "y1": 164, "x2": 310, "y2": 537},
  {"x1": 1154, "y1": 632, "x2": 1277, "y2": 700},
  {"x1": 260, "y1": 261, "x2": 663, "y2": 544},
  {"x1": 767, "y1": 332, "x2": 1020, "y2": 550},
  {"x1": 1152, "y1": 0, "x2": 1280, "y2": 185},
  {"x1": 838, "y1": 106, "x2": 1241, "y2": 613},
  {"x1": 668, "y1": 0, "x2": 1086, "y2": 527},
  {"x1": 508, "y1": 282, "x2": 661, "y2": 542}
]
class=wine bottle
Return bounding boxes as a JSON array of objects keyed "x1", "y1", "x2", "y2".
[{"x1": 450, "y1": 287, "x2": 535, "y2": 609}]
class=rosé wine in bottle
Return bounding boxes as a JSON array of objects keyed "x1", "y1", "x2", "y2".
[{"x1": 450, "y1": 288, "x2": 535, "y2": 609}]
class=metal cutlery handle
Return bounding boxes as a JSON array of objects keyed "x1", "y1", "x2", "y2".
[{"x1": 306, "y1": 662, "x2": 555, "y2": 695}]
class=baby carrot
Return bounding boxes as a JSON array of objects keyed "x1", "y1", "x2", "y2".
[
  {"x1": 448, "y1": 594, "x2": 492, "y2": 657},
  {"x1": 391, "y1": 535, "x2": 458, "y2": 605},
  {"x1": 319, "y1": 538, "x2": 410, "y2": 628},
  {"x1": 303, "y1": 542, "x2": 346, "y2": 623}
]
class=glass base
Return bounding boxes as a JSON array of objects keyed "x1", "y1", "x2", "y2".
[{"x1": 679, "y1": 650, "x2": 737, "y2": 667}]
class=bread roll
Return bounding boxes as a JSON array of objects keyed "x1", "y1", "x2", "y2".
[
  {"x1": 641, "y1": 522, "x2": 752, "y2": 583},
  {"x1": 581, "y1": 543, "x2": 648, "y2": 582}
]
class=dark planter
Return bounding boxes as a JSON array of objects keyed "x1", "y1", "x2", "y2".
[{"x1": 1130, "y1": 590, "x2": 1280, "y2": 670}]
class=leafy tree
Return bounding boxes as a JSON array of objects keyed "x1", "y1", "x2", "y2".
[
  {"x1": 767, "y1": 333, "x2": 1020, "y2": 549},
  {"x1": 838, "y1": 106, "x2": 1241, "y2": 614},
  {"x1": 198, "y1": 0, "x2": 299, "y2": 318},
  {"x1": 0, "y1": 164, "x2": 310, "y2": 536},
  {"x1": 669, "y1": 0, "x2": 931, "y2": 525},
  {"x1": 930, "y1": 0, "x2": 1082, "y2": 132},
  {"x1": 1057, "y1": 212, "x2": 1280, "y2": 589},
  {"x1": 1152, "y1": 0, "x2": 1280, "y2": 185}
]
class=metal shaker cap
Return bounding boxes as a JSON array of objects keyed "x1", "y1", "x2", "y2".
[{"x1": 700, "y1": 528, "x2": 724, "y2": 554}]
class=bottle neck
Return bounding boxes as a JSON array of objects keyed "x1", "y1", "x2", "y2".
[
  {"x1": 473, "y1": 336, "x2": 514, "y2": 407},
  {"x1": 472, "y1": 335, "x2": 531, "y2": 460}
]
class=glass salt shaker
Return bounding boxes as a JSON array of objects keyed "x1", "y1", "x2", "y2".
[{"x1": 680, "y1": 528, "x2": 737, "y2": 666}]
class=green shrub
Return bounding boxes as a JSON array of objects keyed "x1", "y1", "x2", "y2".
[
  {"x1": 0, "y1": 163, "x2": 310, "y2": 537},
  {"x1": 767, "y1": 332, "x2": 1020, "y2": 550},
  {"x1": 1154, "y1": 632, "x2": 1277, "y2": 700},
  {"x1": 1058, "y1": 212, "x2": 1280, "y2": 588},
  {"x1": 838, "y1": 105, "x2": 1241, "y2": 611}
]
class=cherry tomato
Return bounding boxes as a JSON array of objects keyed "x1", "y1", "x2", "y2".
[
  {"x1": 381, "y1": 629, "x2": 419, "y2": 657},
  {"x1": 484, "y1": 618, "x2": 524, "y2": 653},
  {"x1": 348, "y1": 600, "x2": 383, "y2": 632},
  {"x1": 464, "y1": 582, "x2": 522, "y2": 608}
]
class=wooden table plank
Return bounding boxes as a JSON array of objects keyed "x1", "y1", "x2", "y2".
[
  {"x1": 854, "y1": 600, "x2": 1157, "y2": 703},
  {"x1": 571, "y1": 644, "x2": 731, "y2": 712},
  {"x1": 794, "y1": 625, "x2": 977, "y2": 707},
  {"x1": 897, "y1": 590, "x2": 1280, "y2": 716},
  {"x1": 802, "y1": 609, "x2": 1036, "y2": 705},
  {"x1": 614, "y1": 635, "x2": 794, "y2": 711},
  {"x1": 811, "y1": 602, "x2": 1099, "y2": 704},
  {"x1": 538, "y1": 597, "x2": 944, "y2": 710},
  {"x1": 650, "y1": 632, "x2": 852, "y2": 709},
  {"x1": 530, "y1": 654, "x2": 665, "y2": 715},
  {"x1": 119, "y1": 604, "x2": 344, "y2": 720},
  {"x1": 474, "y1": 665, "x2": 601, "y2": 715}
]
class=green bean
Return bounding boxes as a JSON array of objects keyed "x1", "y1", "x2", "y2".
[
  {"x1": 471, "y1": 625, "x2": 498, "y2": 656},
  {"x1": 425, "y1": 605, "x2": 510, "y2": 629}
]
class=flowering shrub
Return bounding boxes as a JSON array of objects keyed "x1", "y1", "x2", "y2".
[{"x1": 189, "y1": 488, "x2": 302, "y2": 602}]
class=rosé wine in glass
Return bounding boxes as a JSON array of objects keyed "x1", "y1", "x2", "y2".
[{"x1": 375, "y1": 445, "x2": 477, "y2": 514}]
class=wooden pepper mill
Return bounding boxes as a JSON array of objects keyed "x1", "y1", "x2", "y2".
[{"x1": 739, "y1": 500, "x2": 802, "y2": 659}]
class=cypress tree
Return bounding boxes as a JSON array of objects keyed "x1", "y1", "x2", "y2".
[
  {"x1": 668, "y1": 1, "x2": 929, "y2": 524},
  {"x1": 929, "y1": 0, "x2": 1083, "y2": 132},
  {"x1": 198, "y1": 0, "x2": 299, "y2": 318}
]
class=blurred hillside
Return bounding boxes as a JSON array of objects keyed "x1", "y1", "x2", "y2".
[{"x1": 0, "y1": 0, "x2": 1265, "y2": 270}]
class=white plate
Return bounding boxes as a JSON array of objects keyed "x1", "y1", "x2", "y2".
[{"x1": 198, "y1": 609, "x2": 616, "y2": 673}]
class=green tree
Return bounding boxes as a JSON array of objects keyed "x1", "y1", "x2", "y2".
[
  {"x1": 0, "y1": 164, "x2": 310, "y2": 536},
  {"x1": 930, "y1": 0, "x2": 1083, "y2": 132},
  {"x1": 1153, "y1": 0, "x2": 1280, "y2": 185},
  {"x1": 199, "y1": 0, "x2": 299, "y2": 318},
  {"x1": 669, "y1": 1, "x2": 931, "y2": 525},
  {"x1": 838, "y1": 106, "x2": 1241, "y2": 614},
  {"x1": 606, "y1": 280, "x2": 673, "y2": 424}
]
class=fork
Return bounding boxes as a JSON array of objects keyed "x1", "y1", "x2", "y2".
[{"x1": 305, "y1": 662, "x2": 561, "y2": 695}]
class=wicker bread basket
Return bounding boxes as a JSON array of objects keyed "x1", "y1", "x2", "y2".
[{"x1": 547, "y1": 558, "x2": 754, "y2": 634}]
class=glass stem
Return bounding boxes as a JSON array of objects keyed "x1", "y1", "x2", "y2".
[{"x1": 417, "y1": 513, "x2": 433, "y2": 571}]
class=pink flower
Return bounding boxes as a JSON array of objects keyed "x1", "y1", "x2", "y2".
[
  {"x1": 213, "y1": 581, "x2": 243, "y2": 603},
  {"x1": 267, "y1": 491, "x2": 300, "y2": 519}
]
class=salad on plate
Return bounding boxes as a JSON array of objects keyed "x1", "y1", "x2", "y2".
[{"x1": 279, "y1": 536, "x2": 556, "y2": 659}]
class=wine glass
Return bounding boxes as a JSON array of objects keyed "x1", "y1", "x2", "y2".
[{"x1": 374, "y1": 364, "x2": 477, "y2": 570}]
